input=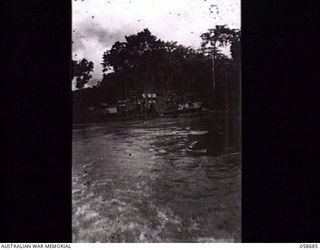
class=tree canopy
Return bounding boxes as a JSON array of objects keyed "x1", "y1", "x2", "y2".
[
  {"x1": 73, "y1": 27, "x2": 241, "y2": 121},
  {"x1": 72, "y1": 58, "x2": 94, "y2": 89}
]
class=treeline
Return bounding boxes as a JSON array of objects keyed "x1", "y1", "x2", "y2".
[{"x1": 73, "y1": 26, "x2": 240, "y2": 117}]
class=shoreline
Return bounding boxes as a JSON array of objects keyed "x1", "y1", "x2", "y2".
[{"x1": 73, "y1": 110, "x2": 240, "y2": 125}]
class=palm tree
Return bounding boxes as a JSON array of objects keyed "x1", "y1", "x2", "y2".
[
  {"x1": 201, "y1": 25, "x2": 236, "y2": 91},
  {"x1": 201, "y1": 25, "x2": 239, "y2": 154}
]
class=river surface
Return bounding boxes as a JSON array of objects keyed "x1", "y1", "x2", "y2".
[{"x1": 72, "y1": 116, "x2": 241, "y2": 242}]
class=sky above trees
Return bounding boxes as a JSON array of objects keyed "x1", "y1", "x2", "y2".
[{"x1": 72, "y1": 0, "x2": 240, "y2": 88}]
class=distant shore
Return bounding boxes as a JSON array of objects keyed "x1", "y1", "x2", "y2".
[{"x1": 72, "y1": 110, "x2": 240, "y2": 125}]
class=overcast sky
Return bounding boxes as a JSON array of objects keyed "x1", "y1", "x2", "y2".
[{"x1": 72, "y1": 0, "x2": 240, "y2": 88}]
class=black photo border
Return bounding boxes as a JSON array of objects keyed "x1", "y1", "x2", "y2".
[{"x1": 2, "y1": 0, "x2": 319, "y2": 243}]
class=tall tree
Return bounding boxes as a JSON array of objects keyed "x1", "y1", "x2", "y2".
[
  {"x1": 102, "y1": 29, "x2": 165, "y2": 99},
  {"x1": 72, "y1": 58, "x2": 94, "y2": 89},
  {"x1": 201, "y1": 26, "x2": 240, "y2": 153},
  {"x1": 201, "y1": 25, "x2": 237, "y2": 90},
  {"x1": 102, "y1": 29, "x2": 206, "y2": 99}
]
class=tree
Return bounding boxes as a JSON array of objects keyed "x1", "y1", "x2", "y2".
[
  {"x1": 230, "y1": 30, "x2": 241, "y2": 67},
  {"x1": 72, "y1": 58, "x2": 94, "y2": 89},
  {"x1": 102, "y1": 29, "x2": 163, "y2": 95},
  {"x1": 73, "y1": 27, "x2": 241, "y2": 125},
  {"x1": 101, "y1": 29, "x2": 210, "y2": 100},
  {"x1": 201, "y1": 26, "x2": 241, "y2": 153},
  {"x1": 201, "y1": 25, "x2": 238, "y2": 91}
]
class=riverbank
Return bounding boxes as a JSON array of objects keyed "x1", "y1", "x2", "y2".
[{"x1": 73, "y1": 109, "x2": 239, "y2": 124}]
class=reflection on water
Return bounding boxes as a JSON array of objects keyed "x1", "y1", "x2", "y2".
[{"x1": 72, "y1": 116, "x2": 241, "y2": 242}]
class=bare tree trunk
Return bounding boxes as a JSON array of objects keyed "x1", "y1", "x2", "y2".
[
  {"x1": 212, "y1": 42, "x2": 216, "y2": 91},
  {"x1": 126, "y1": 87, "x2": 129, "y2": 118},
  {"x1": 225, "y1": 73, "x2": 229, "y2": 155}
]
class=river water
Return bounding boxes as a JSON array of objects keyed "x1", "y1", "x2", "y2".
[{"x1": 72, "y1": 116, "x2": 241, "y2": 242}]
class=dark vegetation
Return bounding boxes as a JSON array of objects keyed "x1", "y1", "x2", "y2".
[
  {"x1": 72, "y1": 25, "x2": 240, "y2": 123},
  {"x1": 72, "y1": 59, "x2": 94, "y2": 90}
]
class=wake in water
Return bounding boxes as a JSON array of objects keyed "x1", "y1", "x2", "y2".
[{"x1": 72, "y1": 117, "x2": 241, "y2": 242}]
